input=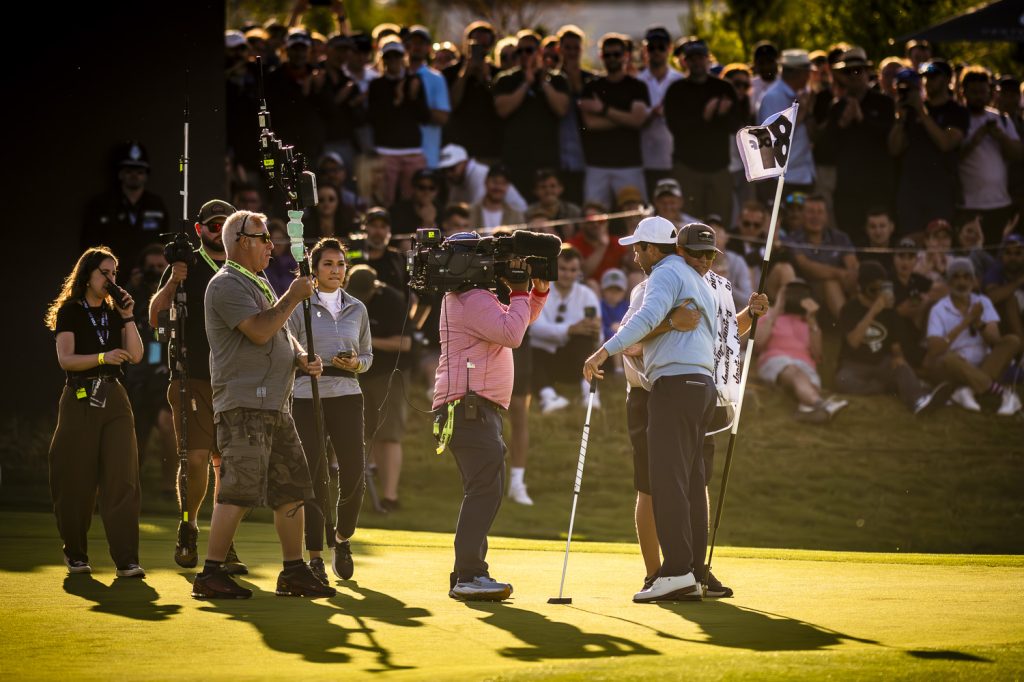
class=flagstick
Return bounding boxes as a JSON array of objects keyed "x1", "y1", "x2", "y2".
[{"x1": 703, "y1": 171, "x2": 786, "y2": 595}]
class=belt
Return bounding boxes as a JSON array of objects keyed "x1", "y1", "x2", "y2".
[
  {"x1": 321, "y1": 367, "x2": 358, "y2": 379},
  {"x1": 67, "y1": 375, "x2": 120, "y2": 389}
]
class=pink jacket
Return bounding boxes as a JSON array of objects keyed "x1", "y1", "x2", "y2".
[{"x1": 432, "y1": 288, "x2": 548, "y2": 410}]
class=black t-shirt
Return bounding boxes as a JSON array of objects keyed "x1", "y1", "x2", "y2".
[
  {"x1": 492, "y1": 68, "x2": 569, "y2": 169},
  {"x1": 580, "y1": 75, "x2": 650, "y2": 168},
  {"x1": 363, "y1": 284, "x2": 412, "y2": 377},
  {"x1": 368, "y1": 75, "x2": 431, "y2": 149},
  {"x1": 837, "y1": 298, "x2": 902, "y2": 365},
  {"x1": 898, "y1": 99, "x2": 969, "y2": 196},
  {"x1": 893, "y1": 272, "x2": 932, "y2": 305},
  {"x1": 663, "y1": 75, "x2": 741, "y2": 172},
  {"x1": 54, "y1": 300, "x2": 127, "y2": 381},
  {"x1": 319, "y1": 66, "x2": 357, "y2": 143},
  {"x1": 352, "y1": 248, "x2": 408, "y2": 298},
  {"x1": 443, "y1": 61, "x2": 503, "y2": 159},
  {"x1": 157, "y1": 249, "x2": 220, "y2": 380},
  {"x1": 826, "y1": 90, "x2": 895, "y2": 195}
]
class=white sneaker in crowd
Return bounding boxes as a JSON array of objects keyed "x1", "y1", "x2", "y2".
[
  {"x1": 508, "y1": 482, "x2": 534, "y2": 506},
  {"x1": 539, "y1": 386, "x2": 570, "y2": 415},
  {"x1": 950, "y1": 386, "x2": 982, "y2": 412},
  {"x1": 997, "y1": 388, "x2": 1022, "y2": 416}
]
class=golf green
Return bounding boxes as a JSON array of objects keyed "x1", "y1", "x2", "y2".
[{"x1": 1, "y1": 511, "x2": 1021, "y2": 680}]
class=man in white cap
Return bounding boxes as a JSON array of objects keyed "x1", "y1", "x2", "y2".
[
  {"x1": 439, "y1": 144, "x2": 527, "y2": 212},
  {"x1": 583, "y1": 215, "x2": 719, "y2": 602}
]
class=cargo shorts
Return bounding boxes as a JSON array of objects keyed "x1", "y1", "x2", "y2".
[{"x1": 215, "y1": 407, "x2": 314, "y2": 509}]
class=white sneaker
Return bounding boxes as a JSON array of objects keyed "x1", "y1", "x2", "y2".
[
  {"x1": 539, "y1": 387, "x2": 570, "y2": 415},
  {"x1": 115, "y1": 564, "x2": 146, "y2": 578},
  {"x1": 508, "y1": 481, "x2": 534, "y2": 506},
  {"x1": 997, "y1": 388, "x2": 1022, "y2": 416},
  {"x1": 449, "y1": 576, "x2": 513, "y2": 601},
  {"x1": 821, "y1": 396, "x2": 849, "y2": 418},
  {"x1": 950, "y1": 386, "x2": 982, "y2": 412},
  {"x1": 632, "y1": 572, "x2": 702, "y2": 603}
]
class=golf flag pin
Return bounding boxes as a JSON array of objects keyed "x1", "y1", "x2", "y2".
[{"x1": 736, "y1": 102, "x2": 799, "y2": 182}]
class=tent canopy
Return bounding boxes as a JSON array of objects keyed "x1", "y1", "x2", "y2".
[{"x1": 899, "y1": 0, "x2": 1024, "y2": 43}]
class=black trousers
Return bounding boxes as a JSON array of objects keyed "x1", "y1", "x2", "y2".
[
  {"x1": 533, "y1": 335, "x2": 598, "y2": 388},
  {"x1": 293, "y1": 394, "x2": 365, "y2": 551},
  {"x1": 48, "y1": 383, "x2": 141, "y2": 568},
  {"x1": 445, "y1": 400, "x2": 507, "y2": 581},
  {"x1": 647, "y1": 374, "x2": 716, "y2": 578}
]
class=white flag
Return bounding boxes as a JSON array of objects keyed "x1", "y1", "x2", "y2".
[{"x1": 736, "y1": 103, "x2": 799, "y2": 182}]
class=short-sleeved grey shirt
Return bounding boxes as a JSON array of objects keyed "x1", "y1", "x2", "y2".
[{"x1": 205, "y1": 266, "x2": 297, "y2": 414}]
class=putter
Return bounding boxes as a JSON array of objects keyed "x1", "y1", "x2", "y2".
[{"x1": 549, "y1": 379, "x2": 599, "y2": 605}]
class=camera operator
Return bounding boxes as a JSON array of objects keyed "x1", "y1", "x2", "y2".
[
  {"x1": 149, "y1": 200, "x2": 249, "y2": 573},
  {"x1": 46, "y1": 247, "x2": 145, "y2": 577},
  {"x1": 432, "y1": 232, "x2": 550, "y2": 601},
  {"x1": 189, "y1": 210, "x2": 334, "y2": 600}
]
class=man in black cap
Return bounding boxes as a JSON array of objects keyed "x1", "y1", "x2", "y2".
[
  {"x1": 350, "y1": 207, "x2": 409, "y2": 296},
  {"x1": 149, "y1": 199, "x2": 246, "y2": 573},
  {"x1": 82, "y1": 141, "x2": 169, "y2": 281},
  {"x1": 663, "y1": 37, "x2": 742, "y2": 229}
]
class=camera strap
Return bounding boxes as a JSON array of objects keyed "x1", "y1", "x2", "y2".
[
  {"x1": 433, "y1": 399, "x2": 460, "y2": 455},
  {"x1": 225, "y1": 260, "x2": 276, "y2": 305},
  {"x1": 198, "y1": 247, "x2": 219, "y2": 274},
  {"x1": 80, "y1": 299, "x2": 110, "y2": 346}
]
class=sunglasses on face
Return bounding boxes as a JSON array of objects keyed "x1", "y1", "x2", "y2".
[
  {"x1": 602, "y1": 51, "x2": 624, "y2": 59},
  {"x1": 518, "y1": 46, "x2": 536, "y2": 56},
  {"x1": 238, "y1": 230, "x2": 273, "y2": 244},
  {"x1": 204, "y1": 221, "x2": 224, "y2": 233},
  {"x1": 683, "y1": 248, "x2": 716, "y2": 262}
]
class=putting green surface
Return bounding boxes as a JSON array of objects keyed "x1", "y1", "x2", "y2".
[{"x1": 1, "y1": 512, "x2": 1022, "y2": 680}]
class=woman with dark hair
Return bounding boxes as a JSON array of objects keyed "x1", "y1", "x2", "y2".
[
  {"x1": 305, "y1": 184, "x2": 357, "y2": 240},
  {"x1": 45, "y1": 246, "x2": 145, "y2": 576},
  {"x1": 288, "y1": 238, "x2": 372, "y2": 584}
]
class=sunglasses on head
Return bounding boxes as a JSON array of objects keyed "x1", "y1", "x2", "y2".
[{"x1": 555, "y1": 302, "x2": 567, "y2": 324}]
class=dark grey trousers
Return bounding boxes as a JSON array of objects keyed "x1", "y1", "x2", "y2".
[
  {"x1": 447, "y1": 400, "x2": 507, "y2": 581},
  {"x1": 648, "y1": 374, "x2": 716, "y2": 578},
  {"x1": 834, "y1": 358, "x2": 925, "y2": 409}
]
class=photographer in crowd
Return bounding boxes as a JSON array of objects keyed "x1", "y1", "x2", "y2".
[
  {"x1": 432, "y1": 232, "x2": 549, "y2": 601},
  {"x1": 190, "y1": 210, "x2": 334, "y2": 600},
  {"x1": 46, "y1": 247, "x2": 145, "y2": 577},
  {"x1": 149, "y1": 200, "x2": 246, "y2": 573},
  {"x1": 289, "y1": 238, "x2": 372, "y2": 585}
]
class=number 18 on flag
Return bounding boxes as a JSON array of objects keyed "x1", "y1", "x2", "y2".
[{"x1": 736, "y1": 103, "x2": 799, "y2": 182}]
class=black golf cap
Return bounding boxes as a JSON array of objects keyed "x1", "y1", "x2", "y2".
[
  {"x1": 364, "y1": 206, "x2": 390, "y2": 224},
  {"x1": 197, "y1": 199, "x2": 236, "y2": 224},
  {"x1": 678, "y1": 222, "x2": 721, "y2": 252}
]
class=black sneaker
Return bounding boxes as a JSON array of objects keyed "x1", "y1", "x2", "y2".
[
  {"x1": 175, "y1": 522, "x2": 199, "y2": 568},
  {"x1": 192, "y1": 570, "x2": 252, "y2": 599},
  {"x1": 332, "y1": 541, "x2": 354, "y2": 580},
  {"x1": 64, "y1": 557, "x2": 92, "y2": 574},
  {"x1": 309, "y1": 557, "x2": 330, "y2": 586},
  {"x1": 380, "y1": 498, "x2": 401, "y2": 512},
  {"x1": 116, "y1": 564, "x2": 146, "y2": 578},
  {"x1": 700, "y1": 567, "x2": 734, "y2": 598},
  {"x1": 224, "y1": 543, "x2": 248, "y2": 575},
  {"x1": 276, "y1": 564, "x2": 337, "y2": 598}
]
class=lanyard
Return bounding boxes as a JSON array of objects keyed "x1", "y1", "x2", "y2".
[
  {"x1": 198, "y1": 247, "x2": 220, "y2": 274},
  {"x1": 80, "y1": 299, "x2": 110, "y2": 346},
  {"x1": 225, "y1": 260, "x2": 276, "y2": 305}
]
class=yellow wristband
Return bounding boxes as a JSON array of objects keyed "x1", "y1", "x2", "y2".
[{"x1": 98, "y1": 352, "x2": 105, "y2": 365}]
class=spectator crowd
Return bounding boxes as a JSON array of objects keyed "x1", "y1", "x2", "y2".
[{"x1": 81, "y1": 3, "x2": 1024, "y2": 507}]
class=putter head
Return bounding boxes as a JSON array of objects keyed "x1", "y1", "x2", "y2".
[{"x1": 547, "y1": 597, "x2": 572, "y2": 604}]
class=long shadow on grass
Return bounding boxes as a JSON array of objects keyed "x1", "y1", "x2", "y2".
[
  {"x1": 466, "y1": 603, "x2": 659, "y2": 662},
  {"x1": 197, "y1": 580, "x2": 429, "y2": 672},
  {"x1": 63, "y1": 575, "x2": 181, "y2": 621},
  {"x1": 657, "y1": 601, "x2": 878, "y2": 651}
]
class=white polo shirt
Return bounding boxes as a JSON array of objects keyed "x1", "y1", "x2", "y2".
[
  {"x1": 926, "y1": 293, "x2": 1000, "y2": 366},
  {"x1": 529, "y1": 281, "x2": 602, "y2": 354}
]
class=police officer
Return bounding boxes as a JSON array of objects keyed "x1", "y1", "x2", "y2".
[
  {"x1": 46, "y1": 247, "x2": 145, "y2": 577},
  {"x1": 82, "y1": 141, "x2": 169, "y2": 281},
  {"x1": 149, "y1": 200, "x2": 247, "y2": 573}
]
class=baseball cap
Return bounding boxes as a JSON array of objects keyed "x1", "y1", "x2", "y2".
[
  {"x1": 779, "y1": 49, "x2": 811, "y2": 69},
  {"x1": 364, "y1": 207, "x2": 391, "y2": 224},
  {"x1": 317, "y1": 151, "x2": 345, "y2": 169},
  {"x1": 620, "y1": 216, "x2": 678, "y2": 246},
  {"x1": 286, "y1": 30, "x2": 312, "y2": 48},
  {"x1": 327, "y1": 34, "x2": 354, "y2": 49},
  {"x1": 615, "y1": 185, "x2": 644, "y2": 206},
  {"x1": 677, "y1": 222, "x2": 721, "y2": 253},
  {"x1": 897, "y1": 236, "x2": 919, "y2": 249},
  {"x1": 644, "y1": 26, "x2": 671, "y2": 43},
  {"x1": 225, "y1": 30, "x2": 247, "y2": 49},
  {"x1": 676, "y1": 37, "x2": 708, "y2": 58},
  {"x1": 438, "y1": 144, "x2": 468, "y2": 169},
  {"x1": 381, "y1": 40, "x2": 405, "y2": 56},
  {"x1": 895, "y1": 67, "x2": 922, "y2": 85},
  {"x1": 858, "y1": 261, "x2": 888, "y2": 288},
  {"x1": 408, "y1": 25, "x2": 431, "y2": 42},
  {"x1": 926, "y1": 218, "x2": 952, "y2": 235},
  {"x1": 413, "y1": 168, "x2": 438, "y2": 184},
  {"x1": 654, "y1": 178, "x2": 683, "y2": 198},
  {"x1": 601, "y1": 268, "x2": 628, "y2": 290},
  {"x1": 197, "y1": 199, "x2": 236, "y2": 224},
  {"x1": 753, "y1": 41, "x2": 779, "y2": 60},
  {"x1": 345, "y1": 264, "x2": 380, "y2": 301},
  {"x1": 946, "y1": 257, "x2": 975, "y2": 280},
  {"x1": 833, "y1": 46, "x2": 871, "y2": 71},
  {"x1": 920, "y1": 59, "x2": 953, "y2": 78}
]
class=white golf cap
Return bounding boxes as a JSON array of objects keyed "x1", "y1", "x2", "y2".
[
  {"x1": 619, "y1": 215, "x2": 679, "y2": 246},
  {"x1": 225, "y1": 30, "x2": 247, "y2": 49},
  {"x1": 438, "y1": 144, "x2": 468, "y2": 169}
]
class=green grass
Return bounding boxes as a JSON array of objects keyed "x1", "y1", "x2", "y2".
[
  {"x1": 1, "y1": 512, "x2": 1022, "y2": 680},
  {"x1": 3, "y1": 371, "x2": 1023, "y2": 554}
]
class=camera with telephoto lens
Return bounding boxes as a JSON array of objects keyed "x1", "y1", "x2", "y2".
[
  {"x1": 408, "y1": 228, "x2": 562, "y2": 293},
  {"x1": 163, "y1": 230, "x2": 196, "y2": 266}
]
